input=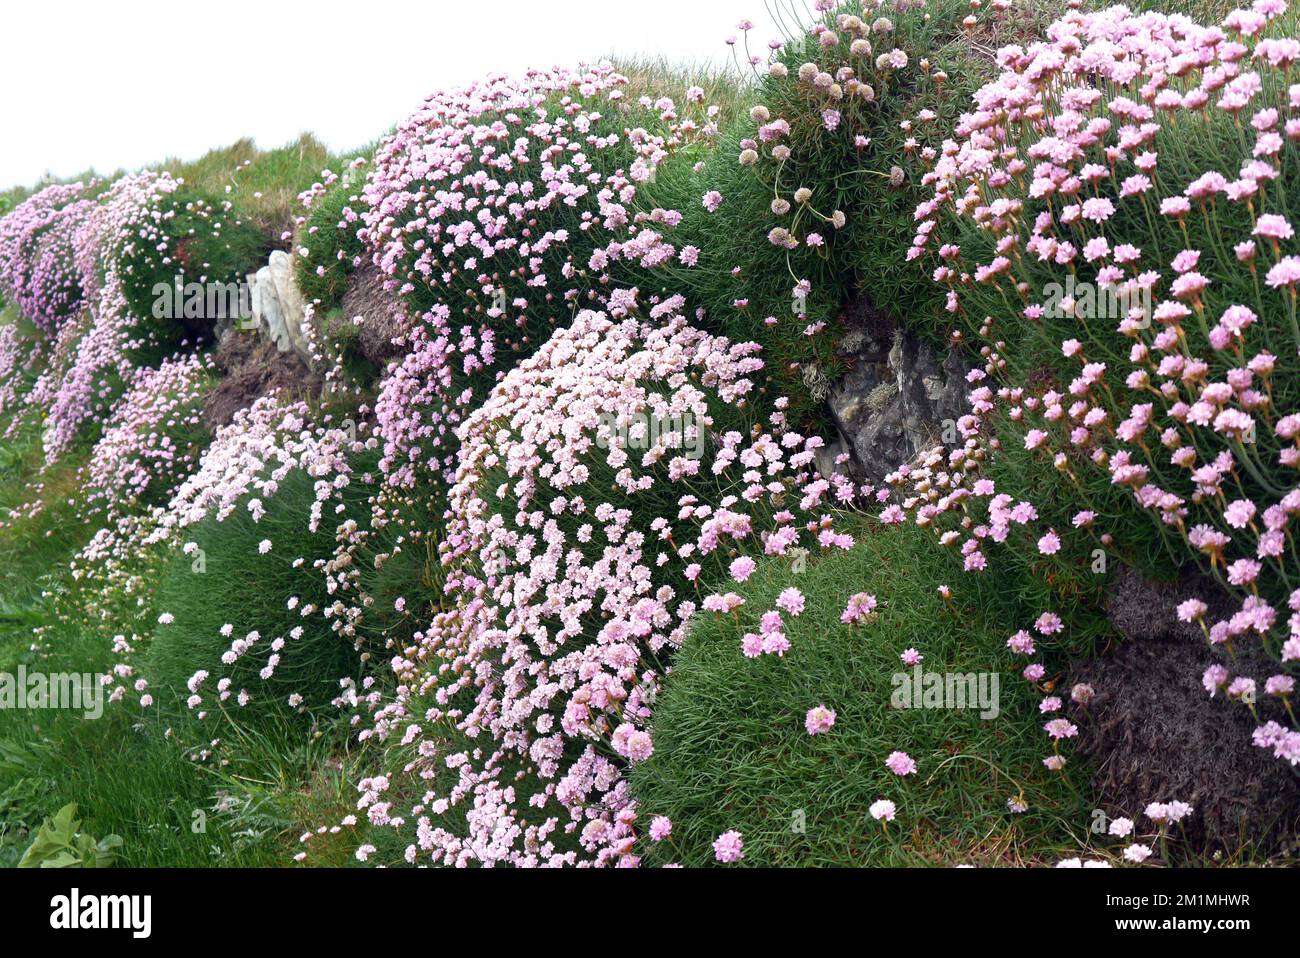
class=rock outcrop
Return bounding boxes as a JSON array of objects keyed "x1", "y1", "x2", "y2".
[
  {"x1": 340, "y1": 262, "x2": 411, "y2": 369},
  {"x1": 215, "y1": 250, "x2": 313, "y2": 366},
  {"x1": 204, "y1": 319, "x2": 320, "y2": 431},
  {"x1": 206, "y1": 249, "x2": 322, "y2": 428},
  {"x1": 824, "y1": 291, "x2": 969, "y2": 482}
]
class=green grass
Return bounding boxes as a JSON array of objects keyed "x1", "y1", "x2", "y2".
[
  {"x1": 609, "y1": 55, "x2": 751, "y2": 131},
  {"x1": 629, "y1": 521, "x2": 1098, "y2": 866},
  {"x1": 0, "y1": 423, "x2": 91, "y2": 608},
  {"x1": 0, "y1": 349, "x2": 369, "y2": 867},
  {"x1": 148, "y1": 466, "x2": 368, "y2": 722},
  {"x1": 0, "y1": 407, "x2": 274, "y2": 865},
  {"x1": 159, "y1": 133, "x2": 359, "y2": 241},
  {"x1": 0, "y1": 585, "x2": 350, "y2": 868},
  {"x1": 0, "y1": 499, "x2": 367, "y2": 868},
  {"x1": 294, "y1": 170, "x2": 372, "y2": 310}
]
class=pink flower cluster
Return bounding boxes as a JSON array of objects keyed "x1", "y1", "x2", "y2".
[
  {"x1": 349, "y1": 301, "x2": 850, "y2": 866},
  {"x1": 79, "y1": 393, "x2": 373, "y2": 714},
  {"x1": 78, "y1": 352, "x2": 215, "y2": 521},
  {"x1": 908, "y1": 2, "x2": 1300, "y2": 767},
  {"x1": 154, "y1": 395, "x2": 364, "y2": 536},
  {"x1": 1, "y1": 172, "x2": 186, "y2": 463},
  {"x1": 0, "y1": 183, "x2": 95, "y2": 334},
  {"x1": 1058, "y1": 798, "x2": 1194, "y2": 866},
  {"x1": 360, "y1": 64, "x2": 719, "y2": 492}
]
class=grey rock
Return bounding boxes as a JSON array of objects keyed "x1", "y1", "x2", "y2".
[
  {"x1": 252, "y1": 264, "x2": 291, "y2": 354},
  {"x1": 813, "y1": 436, "x2": 851, "y2": 481},
  {"x1": 267, "y1": 250, "x2": 312, "y2": 364},
  {"x1": 826, "y1": 294, "x2": 969, "y2": 482},
  {"x1": 212, "y1": 270, "x2": 258, "y2": 348}
]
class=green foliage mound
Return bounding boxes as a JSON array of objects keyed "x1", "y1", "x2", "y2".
[
  {"x1": 147, "y1": 466, "x2": 367, "y2": 724},
  {"x1": 110, "y1": 187, "x2": 268, "y2": 359},
  {"x1": 629, "y1": 522, "x2": 1093, "y2": 866},
  {"x1": 295, "y1": 170, "x2": 371, "y2": 310}
]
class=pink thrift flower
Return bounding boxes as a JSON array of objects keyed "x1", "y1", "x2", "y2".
[
  {"x1": 776, "y1": 587, "x2": 806, "y2": 617},
  {"x1": 1123, "y1": 844, "x2": 1153, "y2": 864},
  {"x1": 730, "y1": 556, "x2": 757, "y2": 582},
  {"x1": 1108, "y1": 817, "x2": 1134, "y2": 838},
  {"x1": 761, "y1": 632, "x2": 791, "y2": 656},
  {"x1": 885, "y1": 751, "x2": 917, "y2": 776},
  {"x1": 1044, "y1": 718, "x2": 1078, "y2": 740},
  {"x1": 1035, "y1": 612, "x2": 1063, "y2": 635},
  {"x1": 841, "y1": 592, "x2": 878, "y2": 624},
  {"x1": 805, "y1": 705, "x2": 837, "y2": 736},
  {"x1": 712, "y1": 830, "x2": 744, "y2": 863}
]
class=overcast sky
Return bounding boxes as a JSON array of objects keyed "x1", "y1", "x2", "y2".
[{"x1": 0, "y1": 0, "x2": 791, "y2": 191}]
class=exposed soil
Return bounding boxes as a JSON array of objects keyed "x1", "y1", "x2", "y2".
[
  {"x1": 341, "y1": 263, "x2": 411, "y2": 368},
  {"x1": 203, "y1": 328, "x2": 321, "y2": 430},
  {"x1": 1070, "y1": 566, "x2": 1300, "y2": 857}
]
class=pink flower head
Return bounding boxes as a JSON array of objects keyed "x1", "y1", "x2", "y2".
[
  {"x1": 1007, "y1": 630, "x2": 1036, "y2": 655},
  {"x1": 1043, "y1": 718, "x2": 1078, "y2": 741},
  {"x1": 761, "y1": 632, "x2": 791, "y2": 656},
  {"x1": 1255, "y1": 214, "x2": 1295, "y2": 241},
  {"x1": 1266, "y1": 256, "x2": 1300, "y2": 289},
  {"x1": 1035, "y1": 612, "x2": 1064, "y2": 635},
  {"x1": 1123, "y1": 844, "x2": 1153, "y2": 864},
  {"x1": 1203, "y1": 664, "x2": 1230, "y2": 696},
  {"x1": 804, "y1": 705, "x2": 837, "y2": 736},
  {"x1": 841, "y1": 592, "x2": 878, "y2": 624},
  {"x1": 712, "y1": 830, "x2": 744, "y2": 863},
  {"x1": 777, "y1": 587, "x2": 806, "y2": 617},
  {"x1": 885, "y1": 751, "x2": 917, "y2": 776},
  {"x1": 730, "y1": 556, "x2": 757, "y2": 582}
]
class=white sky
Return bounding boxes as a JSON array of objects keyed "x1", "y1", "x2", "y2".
[{"x1": 0, "y1": 0, "x2": 791, "y2": 191}]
